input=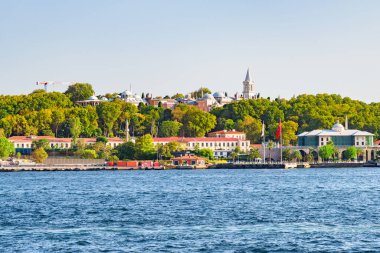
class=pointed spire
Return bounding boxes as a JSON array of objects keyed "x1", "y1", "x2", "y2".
[{"x1": 245, "y1": 68, "x2": 251, "y2": 82}]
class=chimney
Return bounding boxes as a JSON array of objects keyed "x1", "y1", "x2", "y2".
[{"x1": 345, "y1": 115, "x2": 348, "y2": 130}]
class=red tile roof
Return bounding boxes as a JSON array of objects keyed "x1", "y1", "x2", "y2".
[
  {"x1": 8, "y1": 136, "x2": 124, "y2": 143},
  {"x1": 171, "y1": 155, "x2": 205, "y2": 160},
  {"x1": 208, "y1": 130, "x2": 245, "y2": 135},
  {"x1": 375, "y1": 140, "x2": 380, "y2": 145},
  {"x1": 153, "y1": 137, "x2": 245, "y2": 142}
]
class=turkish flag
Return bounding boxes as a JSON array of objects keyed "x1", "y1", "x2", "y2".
[{"x1": 276, "y1": 120, "x2": 282, "y2": 140}]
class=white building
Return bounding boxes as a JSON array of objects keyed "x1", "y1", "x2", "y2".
[
  {"x1": 153, "y1": 136, "x2": 250, "y2": 158},
  {"x1": 298, "y1": 122, "x2": 374, "y2": 147}
]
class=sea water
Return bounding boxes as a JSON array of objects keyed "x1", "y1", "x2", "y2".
[{"x1": 1, "y1": 168, "x2": 380, "y2": 252}]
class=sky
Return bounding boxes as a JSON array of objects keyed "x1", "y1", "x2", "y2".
[{"x1": 0, "y1": 0, "x2": 379, "y2": 102}]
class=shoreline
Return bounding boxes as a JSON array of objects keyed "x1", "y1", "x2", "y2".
[{"x1": 0, "y1": 162, "x2": 378, "y2": 172}]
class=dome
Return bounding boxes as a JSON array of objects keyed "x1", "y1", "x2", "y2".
[
  {"x1": 88, "y1": 95, "x2": 99, "y2": 101},
  {"x1": 122, "y1": 90, "x2": 133, "y2": 97},
  {"x1": 332, "y1": 122, "x2": 345, "y2": 132},
  {"x1": 213, "y1": 92, "x2": 225, "y2": 98},
  {"x1": 203, "y1": 93, "x2": 214, "y2": 99}
]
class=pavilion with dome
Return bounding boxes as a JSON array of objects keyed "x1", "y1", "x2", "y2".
[
  {"x1": 298, "y1": 121, "x2": 374, "y2": 147},
  {"x1": 296, "y1": 121, "x2": 378, "y2": 161},
  {"x1": 76, "y1": 95, "x2": 108, "y2": 106}
]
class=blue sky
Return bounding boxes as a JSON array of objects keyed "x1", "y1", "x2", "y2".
[{"x1": 0, "y1": 0, "x2": 379, "y2": 102}]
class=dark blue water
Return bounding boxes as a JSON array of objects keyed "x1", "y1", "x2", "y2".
[{"x1": 1, "y1": 168, "x2": 380, "y2": 252}]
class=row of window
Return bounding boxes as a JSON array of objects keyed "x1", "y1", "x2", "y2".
[
  {"x1": 16, "y1": 142, "x2": 121, "y2": 149},
  {"x1": 187, "y1": 142, "x2": 247, "y2": 148}
]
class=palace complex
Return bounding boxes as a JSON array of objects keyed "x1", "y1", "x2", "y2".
[{"x1": 75, "y1": 69, "x2": 258, "y2": 111}]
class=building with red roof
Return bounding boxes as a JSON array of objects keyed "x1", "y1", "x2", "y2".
[
  {"x1": 153, "y1": 136, "x2": 250, "y2": 158},
  {"x1": 8, "y1": 136, "x2": 124, "y2": 155},
  {"x1": 171, "y1": 155, "x2": 206, "y2": 166},
  {"x1": 207, "y1": 129, "x2": 246, "y2": 140}
]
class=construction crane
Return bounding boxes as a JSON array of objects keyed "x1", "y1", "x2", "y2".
[{"x1": 36, "y1": 81, "x2": 74, "y2": 92}]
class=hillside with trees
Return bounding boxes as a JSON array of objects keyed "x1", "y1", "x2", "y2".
[{"x1": 0, "y1": 84, "x2": 379, "y2": 145}]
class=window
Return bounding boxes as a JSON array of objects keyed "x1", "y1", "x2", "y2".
[
  {"x1": 65, "y1": 144, "x2": 69, "y2": 148},
  {"x1": 201, "y1": 143, "x2": 204, "y2": 147},
  {"x1": 362, "y1": 142, "x2": 365, "y2": 145},
  {"x1": 357, "y1": 142, "x2": 359, "y2": 145},
  {"x1": 17, "y1": 144, "x2": 19, "y2": 148},
  {"x1": 22, "y1": 144, "x2": 24, "y2": 148},
  {"x1": 206, "y1": 143, "x2": 208, "y2": 147},
  {"x1": 321, "y1": 138, "x2": 324, "y2": 141}
]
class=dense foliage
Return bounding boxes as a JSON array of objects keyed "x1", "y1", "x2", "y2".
[
  {"x1": 0, "y1": 137, "x2": 14, "y2": 159},
  {"x1": 212, "y1": 94, "x2": 380, "y2": 143},
  {"x1": 0, "y1": 87, "x2": 378, "y2": 146}
]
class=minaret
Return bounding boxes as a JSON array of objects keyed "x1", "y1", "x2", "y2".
[{"x1": 242, "y1": 68, "x2": 255, "y2": 99}]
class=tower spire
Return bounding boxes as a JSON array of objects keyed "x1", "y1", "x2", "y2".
[
  {"x1": 242, "y1": 68, "x2": 255, "y2": 100},
  {"x1": 245, "y1": 68, "x2": 251, "y2": 82}
]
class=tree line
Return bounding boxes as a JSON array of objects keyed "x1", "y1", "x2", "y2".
[{"x1": 0, "y1": 84, "x2": 379, "y2": 145}]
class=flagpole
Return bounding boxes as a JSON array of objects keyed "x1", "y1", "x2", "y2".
[
  {"x1": 262, "y1": 121, "x2": 265, "y2": 164},
  {"x1": 280, "y1": 119, "x2": 283, "y2": 164}
]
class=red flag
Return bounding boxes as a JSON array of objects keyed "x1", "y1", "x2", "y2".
[{"x1": 276, "y1": 120, "x2": 282, "y2": 140}]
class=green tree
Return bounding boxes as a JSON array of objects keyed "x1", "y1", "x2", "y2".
[
  {"x1": 32, "y1": 139, "x2": 50, "y2": 150},
  {"x1": 135, "y1": 134, "x2": 156, "y2": 160},
  {"x1": 282, "y1": 148, "x2": 292, "y2": 161},
  {"x1": 180, "y1": 106, "x2": 216, "y2": 137},
  {"x1": 96, "y1": 136, "x2": 108, "y2": 144},
  {"x1": 0, "y1": 137, "x2": 14, "y2": 159},
  {"x1": 229, "y1": 151, "x2": 238, "y2": 162},
  {"x1": 171, "y1": 93, "x2": 185, "y2": 99},
  {"x1": 116, "y1": 141, "x2": 136, "y2": 160},
  {"x1": 157, "y1": 143, "x2": 172, "y2": 159},
  {"x1": 97, "y1": 102, "x2": 122, "y2": 137},
  {"x1": 69, "y1": 117, "x2": 82, "y2": 142},
  {"x1": 236, "y1": 115, "x2": 262, "y2": 143},
  {"x1": 318, "y1": 142, "x2": 335, "y2": 161},
  {"x1": 32, "y1": 147, "x2": 48, "y2": 163},
  {"x1": 51, "y1": 109, "x2": 65, "y2": 137},
  {"x1": 158, "y1": 121, "x2": 183, "y2": 137},
  {"x1": 80, "y1": 149, "x2": 98, "y2": 159},
  {"x1": 344, "y1": 146, "x2": 357, "y2": 160},
  {"x1": 92, "y1": 142, "x2": 112, "y2": 159},
  {"x1": 190, "y1": 87, "x2": 211, "y2": 99},
  {"x1": 65, "y1": 83, "x2": 95, "y2": 102},
  {"x1": 291, "y1": 150, "x2": 302, "y2": 162},
  {"x1": 282, "y1": 121, "x2": 299, "y2": 146},
  {"x1": 167, "y1": 141, "x2": 185, "y2": 152},
  {"x1": 248, "y1": 148, "x2": 261, "y2": 161},
  {"x1": 195, "y1": 148, "x2": 214, "y2": 160}
]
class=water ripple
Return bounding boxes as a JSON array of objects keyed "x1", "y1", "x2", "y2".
[{"x1": 1, "y1": 168, "x2": 380, "y2": 252}]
